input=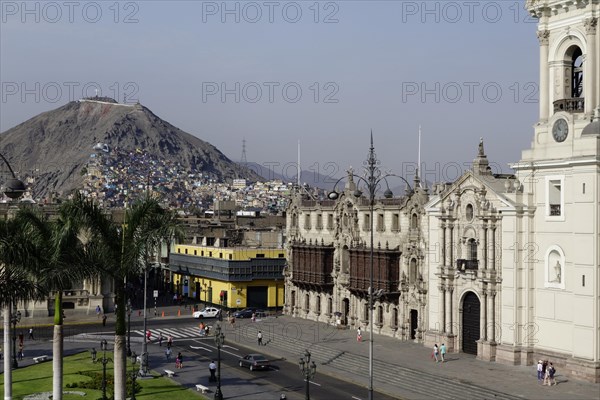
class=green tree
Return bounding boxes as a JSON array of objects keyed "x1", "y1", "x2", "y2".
[
  {"x1": 19, "y1": 196, "x2": 106, "y2": 400},
  {"x1": 0, "y1": 208, "x2": 47, "y2": 399}
]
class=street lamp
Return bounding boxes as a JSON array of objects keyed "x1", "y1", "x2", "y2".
[
  {"x1": 11, "y1": 308, "x2": 21, "y2": 369},
  {"x1": 139, "y1": 265, "x2": 149, "y2": 376},
  {"x1": 130, "y1": 351, "x2": 138, "y2": 400},
  {"x1": 328, "y1": 134, "x2": 412, "y2": 400},
  {"x1": 100, "y1": 339, "x2": 112, "y2": 400},
  {"x1": 298, "y1": 349, "x2": 317, "y2": 400},
  {"x1": 126, "y1": 299, "x2": 132, "y2": 356},
  {"x1": 213, "y1": 323, "x2": 225, "y2": 400}
]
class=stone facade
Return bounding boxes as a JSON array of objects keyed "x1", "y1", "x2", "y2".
[{"x1": 284, "y1": 169, "x2": 430, "y2": 342}]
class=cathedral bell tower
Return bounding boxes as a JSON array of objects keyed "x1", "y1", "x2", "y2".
[{"x1": 527, "y1": 0, "x2": 599, "y2": 149}]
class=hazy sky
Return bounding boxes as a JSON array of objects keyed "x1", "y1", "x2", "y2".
[{"x1": 1, "y1": 1, "x2": 539, "y2": 185}]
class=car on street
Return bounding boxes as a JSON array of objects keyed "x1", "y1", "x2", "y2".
[
  {"x1": 193, "y1": 307, "x2": 221, "y2": 319},
  {"x1": 238, "y1": 354, "x2": 271, "y2": 371},
  {"x1": 233, "y1": 308, "x2": 256, "y2": 318}
]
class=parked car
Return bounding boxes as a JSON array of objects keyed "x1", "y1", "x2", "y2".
[
  {"x1": 193, "y1": 307, "x2": 221, "y2": 319},
  {"x1": 238, "y1": 354, "x2": 271, "y2": 371},
  {"x1": 233, "y1": 308, "x2": 256, "y2": 318}
]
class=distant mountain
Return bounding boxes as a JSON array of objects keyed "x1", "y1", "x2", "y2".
[
  {"x1": 241, "y1": 161, "x2": 338, "y2": 190},
  {"x1": 0, "y1": 98, "x2": 261, "y2": 198}
]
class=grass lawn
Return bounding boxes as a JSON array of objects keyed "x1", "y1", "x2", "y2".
[{"x1": 1, "y1": 351, "x2": 204, "y2": 400}]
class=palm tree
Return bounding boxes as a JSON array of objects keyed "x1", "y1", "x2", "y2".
[
  {"x1": 19, "y1": 196, "x2": 106, "y2": 400},
  {"x1": 83, "y1": 196, "x2": 181, "y2": 400},
  {"x1": 0, "y1": 208, "x2": 47, "y2": 399}
]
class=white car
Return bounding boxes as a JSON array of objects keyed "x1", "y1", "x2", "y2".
[{"x1": 193, "y1": 307, "x2": 221, "y2": 319}]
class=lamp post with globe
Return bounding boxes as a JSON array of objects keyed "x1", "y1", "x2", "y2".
[{"x1": 327, "y1": 134, "x2": 412, "y2": 400}]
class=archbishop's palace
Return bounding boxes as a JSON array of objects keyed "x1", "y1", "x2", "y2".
[{"x1": 283, "y1": 0, "x2": 600, "y2": 382}]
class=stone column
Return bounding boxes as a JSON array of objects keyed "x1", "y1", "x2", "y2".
[
  {"x1": 537, "y1": 29, "x2": 550, "y2": 120},
  {"x1": 490, "y1": 289, "x2": 497, "y2": 344},
  {"x1": 584, "y1": 18, "x2": 598, "y2": 115},
  {"x1": 439, "y1": 283, "x2": 446, "y2": 333},
  {"x1": 482, "y1": 289, "x2": 488, "y2": 341},
  {"x1": 490, "y1": 222, "x2": 496, "y2": 271},
  {"x1": 449, "y1": 223, "x2": 454, "y2": 268},
  {"x1": 441, "y1": 221, "x2": 447, "y2": 266},
  {"x1": 448, "y1": 284, "x2": 454, "y2": 335}
]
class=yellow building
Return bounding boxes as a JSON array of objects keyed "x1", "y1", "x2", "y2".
[{"x1": 169, "y1": 245, "x2": 286, "y2": 310}]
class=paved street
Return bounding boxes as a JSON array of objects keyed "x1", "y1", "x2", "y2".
[{"x1": 2, "y1": 306, "x2": 599, "y2": 399}]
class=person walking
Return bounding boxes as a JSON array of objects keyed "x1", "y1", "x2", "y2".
[
  {"x1": 167, "y1": 335, "x2": 173, "y2": 349},
  {"x1": 96, "y1": 305, "x2": 101, "y2": 318},
  {"x1": 357, "y1": 327, "x2": 362, "y2": 342},
  {"x1": 158, "y1": 332, "x2": 164, "y2": 347},
  {"x1": 28, "y1": 327, "x2": 34, "y2": 340},
  {"x1": 18, "y1": 342, "x2": 24, "y2": 361},
  {"x1": 257, "y1": 330, "x2": 263, "y2": 346},
  {"x1": 209, "y1": 360, "x2": 217, "y2": 382},
  {"x1": 146, "y1": 330, "x2": 152, "y2": 343},
  {"x1": 547, "y1": 362, "x2": 557, "y2": 386},
  {"x1": 432, "y1": 344, "x2": 439, "y2": 362},
  {"x1": 440, "y1": 343, "x2": 447, "y2": 362},
  {"x1": 165, "y1": 347, "x2": 172, "y2": 361},
  {"x1": 542, "y1": 360, "x2": 548, "y2": 385},
  {"x1": 176, "y1": 352, "x2": 183, "y2": 369},
  {"x1": 102, "y1": 314, "x2": 107, "y2": 327},
  {"x1": 537, "y1": 360, "x2": 543, "y2": 382}
]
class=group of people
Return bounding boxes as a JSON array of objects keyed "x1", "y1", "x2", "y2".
[
  {"x1": 432, "y1": 343, "x2": 447, "y2": 363},
  {"x1": 537, "y1": 359, "x2": 557, "y2": 386}
]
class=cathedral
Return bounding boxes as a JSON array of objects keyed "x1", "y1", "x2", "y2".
[{"x1": 285, "y1": 0, "x2": 599, "y2": 383}]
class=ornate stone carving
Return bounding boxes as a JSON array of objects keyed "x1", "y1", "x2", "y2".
[
  {"x1": 584, "y1": 18, "x2": 598, "y2": 35},
  {"x1": 536, "y1": 30, "x2": 550, "y2": 46}
]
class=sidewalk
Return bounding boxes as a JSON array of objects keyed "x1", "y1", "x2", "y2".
[{"x1": 3, "y1": 306, "x2": 599, "y2": 400}]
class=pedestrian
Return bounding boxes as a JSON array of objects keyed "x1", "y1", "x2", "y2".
[
  {"x1": 230, "y1": 316, "x2": 236, "y2": 326},
  {"x1": 542, "y1": 360, "x2": 548, "y2": 384},
  {"x1": 547, "y1": 362, "x2": 557, "y2": 386},
  {"x1": 432, "y1": 344, "x2": 439, "y2": 362},
  {"x1": 251, "y1": 312, "x2": 256, "y2": 322},
  {"x1": 146, "y1": 330, "x2": 152, "y2": 342},
  {"x1": 158, "y1": 332, "x2": 164, "y2": 346},
  {"x1": 167, "y1": 335, "x2": 173, "y2": 349},
  {"x1": 357, "y1": 327, "x2": 362, "y2": 342},
  {"x1": 165, "y1": 347, "x2": 172, "y2": 361},
  {"x1": 96, "y1": 305, "x2": 101, "y2": 318},
  {"x1": 176, "y1": 352, "x2": 183, "y2": 369},
  {"x1": 257, "y1": 330, "x2": 263, "y2": 346},
  {"x1": 537, "y1": 360, "x2": 543, "y2": 382},
  {"x1": 440, "y1": 343, "x2": 447, "y2": 362},
  {"x1": 102, "y1": 314, "x2": 107, "y2": 327},
  {"x1": 28, "y1": 327, "x2": 34, "y2": 340},
  {"x1": 209, "y1": 360, "x2": 217, "y2": 382},
  {"x1": 173, "y1": 293, "x2": 178, "y2": 304},
  {"x1": 18, "y1": 333, "x2": 24, "y2": 345},
  {"x1": 543, "y1": 360, "x2": 551, "y2": 385},
  {"x1": 18, "y1": 342, "x2": 24, "y2": 360}
]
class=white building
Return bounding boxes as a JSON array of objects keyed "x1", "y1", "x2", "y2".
[{"x1": 424, "y1": 0, "x2": 599, "y2": 382}]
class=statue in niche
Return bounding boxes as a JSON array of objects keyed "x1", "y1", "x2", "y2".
[{"x1": 552, "y1": 260, "x2": 562, "y2": 283}]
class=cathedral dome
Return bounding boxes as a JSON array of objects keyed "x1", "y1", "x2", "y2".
[{"x1": 581, "y1": 120, "x2": 600, "y2": 136}]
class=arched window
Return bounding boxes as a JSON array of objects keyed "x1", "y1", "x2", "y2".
[
  {"x1": 305, "y1": 293, "x2": 310, "y2": 310},
  {"x1": 392, "y1": 308, "x2": 398, "y2": 328},
  {"x1": 377, "y1": 305, "x2": 384, "y2": 324},
  {"x1": 466, "y1": 204, "x2": 474, "y2": 221},
  {"x1": 327, "y1": 297, "x2": 333, "y2": 315},
  {"x1": 468, "y1": 238, "x2": 478, "y2": 260},
  {"x1": 363, "y1": 303, "x2": 369, "y2": 321},
  {"x1": 572, "y1": 47, "x2": 583, "y2": 98},
  {"x1": 316, "y1": 295, "x2": 321, "y2": 314},
  {"x1": 411, "y1": 213, "x2": 418, "y2": 229},
  {"x1": 409, "y1": 258, "x2": 418, "y2": 284}
]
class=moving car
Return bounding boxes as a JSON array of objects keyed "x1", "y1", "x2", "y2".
[
  {"x1": 233, "y1": 308, "x2": 256, "y2": 318},
  {"x1": 193, "y1": 307, "x2": 221, "y2": 319},
  {"x1": 238, "y1": 354, "x2": 271, "y2": 371}
]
